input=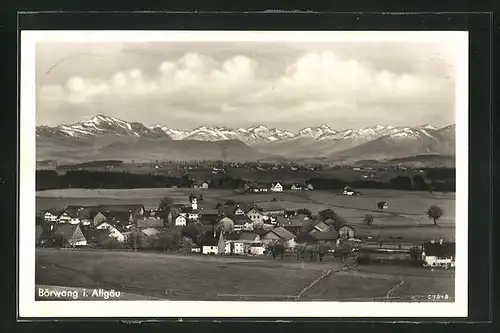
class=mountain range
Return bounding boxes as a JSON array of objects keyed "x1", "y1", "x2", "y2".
[{"x1": 36, "y1": 114, "x2": 455, "y2": 164}]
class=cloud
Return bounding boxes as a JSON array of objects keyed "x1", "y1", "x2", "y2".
[{"x1": 36, "y1": 49, "x2": 454, "y2": 130}]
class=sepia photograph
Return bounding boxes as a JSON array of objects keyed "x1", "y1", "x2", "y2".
[{"x1": 19, "y1": 30, "x2": 468, "y2": 318}]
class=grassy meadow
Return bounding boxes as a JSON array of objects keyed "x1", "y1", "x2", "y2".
[{"x1": 36, "y1": 248, "x2": 454, "y2": 302}]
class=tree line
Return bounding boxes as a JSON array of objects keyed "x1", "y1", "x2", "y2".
[
  {"x1": 308, "y1": 175, "x2": 455, "y2": 192},
  {"x1": 36, "y1": 169, "x2": 455, "y2": 192}
]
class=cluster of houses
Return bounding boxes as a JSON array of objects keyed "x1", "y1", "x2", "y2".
[
  {"x1": 244, "y1": 181, "x2": 314, "y2": 193},
  {"x1": 37, "y1": 194, "x2": 355, "y2": 255},
  {"x1": 37, "y1": 193, "x2": 455, "y2": 268}
]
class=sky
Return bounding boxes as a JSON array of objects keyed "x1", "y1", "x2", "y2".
[{"x1": 35, "y1": 39, "x2": 458, "y2": 132}]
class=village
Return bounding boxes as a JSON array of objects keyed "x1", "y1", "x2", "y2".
[{"x1": 36, "y1": 181, "x2": 456, "y2": 270}]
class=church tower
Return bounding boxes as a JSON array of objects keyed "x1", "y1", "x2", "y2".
[{"x1": 191, "y1": 197, "x2": 198, "y2": 211}]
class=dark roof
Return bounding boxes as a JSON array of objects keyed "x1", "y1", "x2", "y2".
[
  {"x1": 200, "y1": 230, "x2": 221, "y2": 246},
  {"x1": 286, "y1": 216, "x2": 314, "y2": 228},
  {"x1": 218, "y1": 206, "x2": 237, "y2": 217},
  {"x1": 273, "y1": 215, "x2": 289, "y2": 225},
  {"x1": 310, "y1": 230, "x2": 339, "y2": 241},
  {"x1": 54, "y1": 224, "x2": 81, "y2": 240},
  {"x1": 295, "y1": 232, "x2": 316, "y2": 243},
  {"x1": 199, "y1": 214, "x2": 219, "y2": 226},
  {"x1": 233, "y1": 215, "x2": 252, "y2": 225},
  {"x1": 102, "y1": 211, "x2": 131, "y2": 222},
  {"x1": 225, "y1": 232, "x2": 241, "y2": 241},
  {"x1": 423, "y1": 242, "x2": 455, "y2": 257},
  {"x1": 270, "y1": 227, "x2": 295, "y2": 241},
  {"x1": 140, "y1": 228, "x2": 161, "y2": 237},
  {"x1": 45, "y1": 209, "x2": 64, "y2": 216},
  {"x1": 253, "y1": 229, "x2": 269, "y2": 236},
  {"x1": 136, "y1": 217, "x2": 164, "y2": 228},
  {"x1": 77, "y1": 208, "x2": 98, "y2": 219},
  {"x1": 313, "y1": 221, "x2": 331, "y2": 232},
  {"x1": 180, "y1": 206, "x2": 194, "y2": 214},
  {"x1": 239, "y1": 232, "x2": 260, "y2": 241}
]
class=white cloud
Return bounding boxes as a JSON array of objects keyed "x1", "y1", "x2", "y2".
[{"x1": 37, "y1": 50, "x2": 454, "y2": 130}]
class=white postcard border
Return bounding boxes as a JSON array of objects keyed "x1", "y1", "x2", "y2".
[{"x1": 19, "y1": 30, "x2": 469, "y2": 318}]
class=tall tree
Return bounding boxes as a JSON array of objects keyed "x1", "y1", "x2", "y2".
[
  {"x1": 427, "y1": 205, "x2": 444, "y2": 226},
  {"x1": 157, "y1": 197, "x2": 174, "y2": 222}
]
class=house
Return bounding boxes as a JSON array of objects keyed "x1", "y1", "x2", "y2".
[
  {"x1": 233, "y1": 215, "x2": 253, "y2": 231},
  {"x1": 377, "y1": 201, "x2": 389, "y2": 209},
  {"x1": 188, "y1": 196, "x2": 199, "y2": 210},
  {"x1": 282, "y1": 217, "x2": 314, "y2": 236},
  {"x1": 95, "y1": 221, "x2": 127, "y2": 243},
  {"x1": 218, "y1": 215, "x2": 235, "y2": 233},
  {"x1": 201, "y1": 181, "x2": 209, "y2": 189},
  {"x1": 311, "y1": 220, "x2": 332, "y2": 233},
  {"x1": 224, "y1": 233, "x2": 245, "y2": 255},
  {"x1": 180, "y1": 206, "x2": 199, "y2": 221},
  {"x1": 238, "y1": 231, "x2": 261, "y2": 253},
  {"x1": 54, "y1": 224, "x2": 87, "y2": 247},
  {"x1": 290, "y1": 184, "x2": 302, "y2": 191},
  {"x1": 249, "y1": 243, "x2": 266, "y2": 255},
  {"x1": 173, "y1": 214, "x2": 187, "y2": 227},
  {"x1": 57, "y1": 211, "x2": 81, "y2": 224},
  {"x1": 92, "y1": 212, "x2": 107, "y2": 227},
  {"x1": 200, "y1": 230, "x2": 225, "y2": 255},
  {"x1": 260, "y1": 226, "x2": 296, "y2": 248},
  {"x1": 76, "y1": 207, "x2": 100, "y2": 226},
  {"x1": 270, "y1": 182, "x2": 283, "y2": 192},
  {"x1": 343, "y1": 186, "x2": 355, "y2": 196},
  {"x1": 101, "y1": 211, "x2": 133, "y2": 226},
  {"x1": 422, "y1": 240, "x2": 455, "y2": 268},
  {"x1": 43, "y1": 209, "x2": 61, "y2": 223},
  {"x1": 245, "y1": 207, "x2": 265, "y2": 226},
  {"x1": 255, "y1": 202, "x2": 285, "y2": 216},
  {"x1": 234, "y1": 206, "x2": 247, "y2": 216},
  {"x1": 306, "y1": 184, "x2": 314, "y2": 191},
  {"x1": 136, "y1": 217, "x2": 164, "y2": 229},
  {"x1": 336, "y1": 225, "x2": 355, "y2": 239},
  {"x1": 310, "y1": 230, "x2": 339, "y2": 245},
  {"x1": 250, "y1": 185, "x2": 268, "y2": 193}
]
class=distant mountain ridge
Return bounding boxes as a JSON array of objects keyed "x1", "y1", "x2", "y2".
[{"x1": 36, "y1": 114, "x2": 455, "y2": 163}]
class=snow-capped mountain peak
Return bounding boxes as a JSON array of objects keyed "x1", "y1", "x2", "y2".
[
  {"x1": 419, "y1": 124, "x2": 438, "y2": 130},
  {"x1": 37, "y1": 114, "x2": 451, "y2": 149}
]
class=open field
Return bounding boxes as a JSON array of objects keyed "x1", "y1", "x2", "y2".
[
  {"x1": 36, "y1": 248, "x2": 454, "y2": 302},
  {"x1": 37, "y1": 188, "x2": 455, "y2": 242}
]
